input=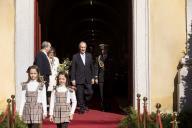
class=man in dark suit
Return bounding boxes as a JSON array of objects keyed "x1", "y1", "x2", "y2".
[
  {"x1": 34, "y1": 41, "x2": 52, "y2": 104},
  {"x1": 71, "y1": 41, "x2": 94, "y2": 114}
]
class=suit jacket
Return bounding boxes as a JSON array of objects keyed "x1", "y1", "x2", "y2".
[
  {"x1": 34, "y1": 51, "x2": 51, "y2": 76},
  {"x1": 71, "y1": 52, "x2": 94, "y2": 84}
]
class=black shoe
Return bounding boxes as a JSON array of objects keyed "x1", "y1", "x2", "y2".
[
  {"x1": 79, "y1": 107, "x2": 85, "y2": 114},
  {"x1": 99, "y1": 102, "x2": 105, "y2": 111},
  {"x1": 79, "y1": 110, "x2": 85, "y2": 114},
  {"x1": 83, "y1": 106, "x2": 89, "y2": 112},
  {"x1": 101, "y1": 106, "x2": 105, "y2": 111}
]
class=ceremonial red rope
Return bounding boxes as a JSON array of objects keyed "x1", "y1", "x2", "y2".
[
  {"x1": 141, "y1": 108, "x2": 163, "y2": 128},
  {"x1": 11, "y1": 102, "x2": 16, "y2": 123},
  {"x1": 0, "y1": 96, "x2": 17, "y2": 125},
  {"x1": 0, "y1": 106, "x2": 9, "y2": 124},
  {"x1": 156, "y1": 113, "x2": 163, "y2": 128}
]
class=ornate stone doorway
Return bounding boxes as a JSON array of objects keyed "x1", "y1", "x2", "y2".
[{"x1": 36, "y1": 0, "x2": 132, "y2": 112}]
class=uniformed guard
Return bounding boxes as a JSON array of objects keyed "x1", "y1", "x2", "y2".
[{"x1": 95, "y1": 43, "x2": 109, "y2": 110}]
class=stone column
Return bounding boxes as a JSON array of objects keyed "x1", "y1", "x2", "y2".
[
  {"x1": 187, "y1": 0, "x2": 192, "y2": 35},
  {"x1": 15, "y1": 0, "x2": 34, "y2": 110},
  {"x1": 133, "y1": 0, "x2": 150, "y2": 111}
]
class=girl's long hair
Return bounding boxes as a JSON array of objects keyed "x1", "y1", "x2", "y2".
[
  {"x1": 56, "y1": 71, "x2": 70, "y2": 87},
  {"x1": 23, "y1": 65, "x2": 44, "y2": 84}
]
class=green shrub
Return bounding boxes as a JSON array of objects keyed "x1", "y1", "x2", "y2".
[
  {"x1": 118, "y1": 107, "x2": 149, "y2": 128},
  {"x1": 118, "y1": 107, "x2": 138, "y2": 128},
  {"x1": 118, "y1": 116, "x2": 129, "y2": 128},
  {"x1": 0, "y1": 112, "x2": 8, "y2": 128},
  {"x1": 161, "y1": 113, "x2": 172, "y2": 128},
  {"x1": 0, "y1": 113, "x2": 27, "y2": 128},
  {"x1": 118, "y1": 107, "x2": 172, "y2": 128},
  {"x1": 15, "y1": 115, "x2": 27, "y2": 128}
]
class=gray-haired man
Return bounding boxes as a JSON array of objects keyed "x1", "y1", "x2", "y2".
[{"x1": 34, "y1": 41, "x2": 52, "y2": 105}]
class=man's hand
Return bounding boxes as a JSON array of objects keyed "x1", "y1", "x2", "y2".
[
  {"x1": 71, "y1": 80, "x2": 76, "y2": 86},
  {"x1": 91, "y1": 79, "x2": 95, "y2": 85},
  {"x1": 70, "y1": 86, "x2": 77, "y2": 91},
  {"x1": 95, "y1": 79, "x2": 98, "y2": 84}
]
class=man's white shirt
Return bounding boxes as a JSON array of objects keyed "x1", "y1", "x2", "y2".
[{"x1": 80, "y1": 53, "x2": 86, "y2": 65}]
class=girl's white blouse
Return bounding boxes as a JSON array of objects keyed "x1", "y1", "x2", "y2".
[
  {"x1": 49, "y1": 85, "x2": 77, "y2": 116},
  {"x1": 19, "y1": 80, "x2": 47, "y2": 116}
]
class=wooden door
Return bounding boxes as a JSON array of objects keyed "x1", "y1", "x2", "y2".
[{"x1": 34, "y1": 0, "x2": 41, "y2": 56}]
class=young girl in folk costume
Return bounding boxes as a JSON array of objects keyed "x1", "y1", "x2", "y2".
[
  {"x1": 49, "y1": 72, "x2": 77, "y2": 128},
  {"x1": 19, "y1": 65, "x2": 47, "y2": 128}
]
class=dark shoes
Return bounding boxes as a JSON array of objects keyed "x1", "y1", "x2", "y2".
[
  {"x1": 83, "y1": 106, "x2": 89, "y2": 112},
  {"x1": 79, "y1": 110, "x2": 85, "y2": 114},
  {"x1": 79, "y1": 106, "x2": 89, "y2": 114},
  {"x1": 101, "y1": 105, "x2": 105, "y2": 111}
]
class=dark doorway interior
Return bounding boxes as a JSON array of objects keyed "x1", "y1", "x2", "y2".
[{"x1": 38, "y1": 0, "x2": 132, "y2": 113}]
